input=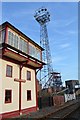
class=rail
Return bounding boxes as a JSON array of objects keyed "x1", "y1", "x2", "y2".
[{"x1": 46, "y1": 99, "x2": 80, "y2": 120}]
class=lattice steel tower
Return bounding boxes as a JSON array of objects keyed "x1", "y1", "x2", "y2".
[{"x1": 34, "y1": 7, "x2": 62, "y2": 88}]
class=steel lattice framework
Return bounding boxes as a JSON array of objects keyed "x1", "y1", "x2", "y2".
[{"x1": 34, "y1": 7, "x2": 62, "y2": 88}]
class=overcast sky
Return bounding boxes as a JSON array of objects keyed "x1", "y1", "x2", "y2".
[{"x1": 1, "y1": 2, "x2": 78, "y2": 85}]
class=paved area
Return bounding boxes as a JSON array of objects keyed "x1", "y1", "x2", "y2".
[
  {"x1": 21, "y1": 99, "x2": 79, "y2": 120},
  {"x1": 9, "y1": 99, "x2": 79, "y2": 120}
]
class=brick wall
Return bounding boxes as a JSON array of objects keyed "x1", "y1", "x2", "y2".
[{"x1": 53, "y1": 95, "x2": 64, "y2": 106}]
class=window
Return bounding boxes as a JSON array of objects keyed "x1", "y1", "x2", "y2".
[
  {"x1": 19, "y1": 38, "x2": 23, "y2": 51},
  {"x1": 0, "y1": 30, "x2": 5, "y2": 43},
  {"x1": 22, "y1": 40, "x2": 27, "y2": 53},
  {"x1": 36, "y1": 48, "x2": 41, "y2": 61},
  {"x1": 27, "y1": 71, "x2": 31, "y2": 80},
  {"x1": 8, "y1": 31, "x2": 13, "y2": 46},
  {"x1": 19, "y1": 38, "x2": 27, "y2": 53},
  {"x1": 13, "y1": 35, "x2": 19, "y2": 49},
  {"x1": 8, "y1": 31, "x2": 19, "y2": 49},
  {"x1": 27, "y1": 90, "x2": 31, "y2": 101},
  {"x1": 8, "y1": 31, "x2": 28, "y2": 53},
  {"x1": 29, "y1": 44, "x2": 41, "y2": 61},
  {"x1": 6, "y1": 65, "x2": 12, "y2": 77},
  {"x1": 5, "y1": 90, "x2": 12, "y2": 103},
  {"x1": 29, "y1": 44, "x2": 36, "y2": 58}
]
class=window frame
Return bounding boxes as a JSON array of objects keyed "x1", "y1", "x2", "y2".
[
  {"x1": 27, "y1": 90, "x2": 31, "y2": 101},
  {"x1": 27, "y1": 70, "x2": 31, "y2": 81},
  {"x1": 5, "y1": 89, "x2": 12, "y2": 104},
  {"x1": 0, "y1": 30, "x2": 5, "y2": 44},
  {"x1": 6, "y1": 65, "x2": 13, "y2": 77}
]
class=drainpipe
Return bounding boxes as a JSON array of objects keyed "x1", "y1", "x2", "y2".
[
  {"x1": 19, "y1": 65, "x2": 23, "y2": 115},
  {"x1": 35, "y1": 70, "x2": 38, "y2": 110},
  {"x1": 35, "y1": 67, "x2": 42, "y2": 110}
]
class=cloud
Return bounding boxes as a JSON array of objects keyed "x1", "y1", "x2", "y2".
[
  {"x1": 60, "y1": 43, "x2": 70, "y2": 49},
  {"x1": 67, "y1": 30, "x2": 78, "y2": 35},
  {"x1": 12, "y1": 9, "x2": 34, "y2": 18},
  {"x1": 52, "y1": 56, "x2": 64, "y2": 64},
  {"x1": 51, "y1": 19, "x2": 75, "y2": 27},
  {"x1": 65, "y1": 19, "x2": 77, "y2": 26},
  {"x1": 53, "y1": 29, "x2": 65, "y2": 35},
  {"x1": 52, "y1": 29, "x2": 77, "y2": 37}
]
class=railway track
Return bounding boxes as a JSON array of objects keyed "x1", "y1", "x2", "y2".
[
  {"x1": 14, "y1": 99, "x2": 80, "y2": 120},
  {"x1": 65, "y1": 106, "x2": 80, "y2": 120},
  {"x1": 44, "y1": 100, "x2": 80, "y2": 120}
]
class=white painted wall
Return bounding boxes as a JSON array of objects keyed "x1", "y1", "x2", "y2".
[
  {"x1": 0, "y1": 59, "x2": 36, "y2": 114},
  {"x1": 64, "y1": 93, "x2": 76, "y2": 102},
  {"x1": 21, "y1": 67, "x2": 36, "y2": 109},
  {"x1": 0, "y1": 59, "x2": 19, "y2": 113},
  {"x1": 0, "y1": 59, "x2": 2, "y2": 114}
]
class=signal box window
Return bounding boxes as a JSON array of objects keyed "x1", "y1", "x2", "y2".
[
  {"x1": 27, "y1": 90, "x2": 31, "y2": 101},
  {"x1": 5, "y1": 90, "x2": 12, "y2": 103},
  {"x1": 27, "y1": 71, "x2": 31, "y2": 80},
  {"x1": 6, "y1": 65, "x2": 12, "y2": 77}
]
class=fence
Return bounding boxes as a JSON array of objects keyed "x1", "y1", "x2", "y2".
[
  {"x1": 38, "y1": 95, "x2": 64, "y2": 109},
  {"x1": 38, "y1": 96, "x2": 53, "y2": 109},
  {"x1": 64, "y1": 93, "x2": 76, "y2": 102},
  {"x1": 53, "y1": 95, "x2": 64, "y2": 106}
]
